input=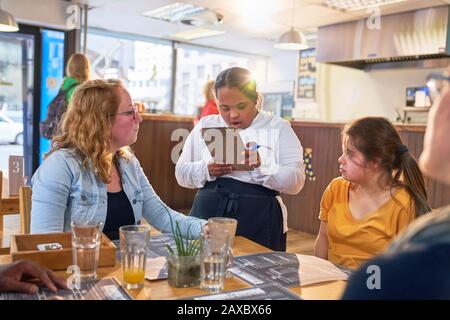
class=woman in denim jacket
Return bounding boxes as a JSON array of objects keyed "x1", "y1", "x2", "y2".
[{"x1": 31, "y1": 79, "x2": 206, "y2": 240}]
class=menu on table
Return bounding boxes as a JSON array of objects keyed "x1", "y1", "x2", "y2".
[{"x1": 0, "y1": 278, "x2": 132, "y2": 300}]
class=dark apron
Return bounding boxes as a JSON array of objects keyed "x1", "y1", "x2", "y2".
[{"x1": 189, "y1": 178, "x2": 286, "y2": 251}]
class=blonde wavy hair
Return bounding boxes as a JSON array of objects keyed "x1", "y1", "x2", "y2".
[
  {"x1": 48, "y1": 79, "x2": 131, "y2": 183},
  {"x1": 66, "y1": 53, "x2": 91, "y2": 83},
  {"x1": 203, "y1": 80, "x2": 215, "y2": 101}
]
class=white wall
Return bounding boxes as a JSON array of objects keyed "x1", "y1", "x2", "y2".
[
  {"x1": 319, "y1": 64, "x2": 444, "y2": 123},
  {"x1": 3, "y1": 0, "x2": 70, "y2": 30},
  {"x1": 266, "y1": 51, "x2": 444, "y2": 123},
  {"x1": 267, "y1": 50, "x2": 297, "y2": 82}
]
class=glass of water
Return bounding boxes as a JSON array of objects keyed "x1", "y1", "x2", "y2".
[
  {"x1": 119, "y1": 225, "x2": 151, "y2": 289},
  {"x1": 71, "y1": 221, "x2": 103, "y2": 281},
  {"x1": 200, "y1": 229, "x2": 230, "y2": 293},
  {"x1": 208, "y1": 217, "x2": 237, "y2": 278}
]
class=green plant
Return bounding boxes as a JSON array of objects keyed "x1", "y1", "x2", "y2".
[{"x1": 165, "y1": 214, "x2": 200, "y2": 257}]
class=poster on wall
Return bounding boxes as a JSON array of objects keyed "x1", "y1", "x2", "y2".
[
  {"x1": 296, "y1": 48, "x2": 316, "y2": 100},
  {"x1": 258, "y1": 81, "x2": 295, "y2": 120}
]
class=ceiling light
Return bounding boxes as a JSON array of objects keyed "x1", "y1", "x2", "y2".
[
  {"x1": 142, "y1": 2, "x2": 221, "y2": 26},
  {"x1": 274, "y1": 28, "x2": 308, "y2": 50},
  {"x1": 274, "y1": 0, "x2": 308, "y2": 51},
  {"x1": 169, "y1": 28, "x2": 225, "y2": 41},
  {"x1": 0, "y1": 1, "x2": 19, "y2": 32},
  {"x1": 322, "y1": 0, "x2": 408, "y2": 12}
]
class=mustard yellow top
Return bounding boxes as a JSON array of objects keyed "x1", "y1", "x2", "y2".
[{"x1": 319, "y1": 177, "x2": 415, "y2": 269}]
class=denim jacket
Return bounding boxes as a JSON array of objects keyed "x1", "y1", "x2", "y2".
[{"x1": 30, "y1": 149, "x2": 206, "y2": 238}]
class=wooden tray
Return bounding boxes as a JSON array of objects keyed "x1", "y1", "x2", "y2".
[{"x1": 10, "y1": 232, "x2": 116, "y2": 270}]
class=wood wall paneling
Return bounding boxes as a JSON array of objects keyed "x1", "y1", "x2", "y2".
[{"x1": 134, "y1": 117, "x2": 450, "y2": 233}]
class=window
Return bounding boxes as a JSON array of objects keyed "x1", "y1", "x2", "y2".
[
  {"x1": 197, "y1": 65, "x2": 205, "y2": 79},
  {"x1": 86, "y1": 30, "x2": 173, "y2": 112},
  {"x1": 86, "y1": 29, "x2": 267, "y2": 115},
  {"x1": 174, "y1": 45, "x2": 267, "y2": 116},
  {"x1": 182, "y1": 84, "x2": 189, "y2": 99},
  {"x1": 212, "y1": 64, "x2": 221, "y2": 77},
  {"x1": 182, "y1": 72, "x2": 190, "y2": 84}
]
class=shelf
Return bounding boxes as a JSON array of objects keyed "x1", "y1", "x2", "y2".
[
  {"x1": 396, "y1": 106, "x2": 430, "y2": 124},
  {"x1": 398, "y1": 106, "x2": 431, "y2": 112}
]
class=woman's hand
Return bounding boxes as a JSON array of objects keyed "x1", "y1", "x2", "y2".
[
  {"x1": 244, "y1": 142, "x2": 261, "y2": 168},
  {"x1": 208, "y1": 163, "x2": 233, "y2": 177},
  {"x1": 202, "y1": 224, "x2": 210, "y2": 237}
]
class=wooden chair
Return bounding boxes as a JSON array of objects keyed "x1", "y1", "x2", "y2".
[
  {"x1": 0, "y1": 247, "x2": 9, "y2": 255},
  {"x1": 19, "y1": 186, "x2": 32, "y2": 235},
  {"x1": 0, "y1": 171, "x2": 9, "y2": 254}
]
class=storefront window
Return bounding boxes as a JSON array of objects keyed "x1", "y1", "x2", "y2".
[
  {"x1": 174, "y1": 45, "x2": 267, "y2": 116},
  {"x1": 86, "y1": 30, "x2": 173, "y2": 112}
]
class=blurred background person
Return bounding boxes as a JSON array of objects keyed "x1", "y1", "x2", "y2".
[
  {"x1": 193, "y1": 80, "x2": 219, "y2": 125},
  {"x1": 63, "y1": 53, "x2": 91, "y2": 103},
  {"x1": 40, "y1": 53, "x2": 91, "y2": 139}
]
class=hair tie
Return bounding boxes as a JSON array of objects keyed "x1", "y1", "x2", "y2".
[{"x1": 397, "y1": 144, "x2": 409, "y2": 156}]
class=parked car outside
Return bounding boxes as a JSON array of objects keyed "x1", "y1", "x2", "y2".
[{"x1": 0, "y1": 112, "x2": 23, "y2": 144}]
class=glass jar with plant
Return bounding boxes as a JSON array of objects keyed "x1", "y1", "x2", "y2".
[{"x1": 165, "y1": 218, "x2": 202, "y2": 288}]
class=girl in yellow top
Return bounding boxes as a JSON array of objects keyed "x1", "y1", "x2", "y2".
[{"x1": 314, "y1": 117, "x2": 431, "y2": 269}]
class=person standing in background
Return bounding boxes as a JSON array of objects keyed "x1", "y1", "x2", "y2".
[
  {"x1": 63, "y1": 53, "x2": 91, "y2": 103},
  {"x1": 193, "y1": 80, "x2": 219, "y2": 125},
  {"x1": 40, "y1": 53, "x2": 91, "y2": 140}
]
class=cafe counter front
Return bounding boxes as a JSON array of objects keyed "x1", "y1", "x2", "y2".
[{"x1": 132, "y1": 114, "x2": 450, "y2": 234}]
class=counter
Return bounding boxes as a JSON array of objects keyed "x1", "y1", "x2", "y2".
[{"x1": 132, "y1": 115, "x2": 448, "y2": 234}]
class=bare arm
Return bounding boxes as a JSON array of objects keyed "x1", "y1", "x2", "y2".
[{"x1": 314, "y1": 221, "x2": 329, "y2": 260}]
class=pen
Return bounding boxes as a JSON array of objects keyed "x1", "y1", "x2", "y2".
[
  {"x1": 246, "y1": 144, "x2": 272, "y2": 151},
  {"x1": 245, "y1": 144, "x2": 261, "y2": 150}
]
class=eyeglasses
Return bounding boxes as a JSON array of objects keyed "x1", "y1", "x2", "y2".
[
  {"x1": 426, "y1": 72, "x2": 450, "y2": 103},
  {"x1": 110, "y1": 105, "x2": 137, "y2": 120}
]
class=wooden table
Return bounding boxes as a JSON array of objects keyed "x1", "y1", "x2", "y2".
[{"x1": 0, "y1": 236, "x2": 346, "y2": 300}]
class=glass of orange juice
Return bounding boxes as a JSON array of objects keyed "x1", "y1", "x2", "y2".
[{"x1": 119, "y1": 225, "x2": 150, "y2": 289}]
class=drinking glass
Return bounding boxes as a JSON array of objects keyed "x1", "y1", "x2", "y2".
[
  {"x1": 208, "y1": 217, "x2": 237, "y2": 278},
  {"x1": 119, "y1": 225, "x2": 151, "y2": 289},
  {"x1": 200, "y1": 229, "x2": 230, "y2": 293},
  {"x1": 71, "y1": 221, "x2": 103, "y2": 281}
]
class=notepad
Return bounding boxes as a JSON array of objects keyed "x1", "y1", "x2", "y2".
[{"x1": 201, "y1": 127, "x2": 254, "y2": 171}]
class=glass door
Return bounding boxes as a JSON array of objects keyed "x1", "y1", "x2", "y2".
[{"x1": 0, "y1": 32, "x2": 34, "y2": 183}]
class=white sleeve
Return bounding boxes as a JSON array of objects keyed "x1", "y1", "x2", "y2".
[
  {"x1": 250, "y1": 123, "x2": 305, "y2": 195},
  {"x1": 175, "y1": 123, "x2": 215, "y2": 189}
]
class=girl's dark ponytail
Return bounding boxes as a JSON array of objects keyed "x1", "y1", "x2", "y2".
[{"x1": 394, "y1": 149, "x2": 431, "y2": 216}]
